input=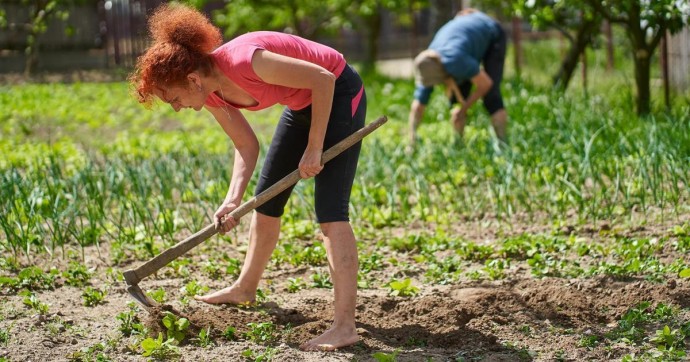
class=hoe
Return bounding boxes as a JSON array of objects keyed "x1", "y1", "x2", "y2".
[{"x1": 123, "y1": 115, "x2": 387, "y2": 310}]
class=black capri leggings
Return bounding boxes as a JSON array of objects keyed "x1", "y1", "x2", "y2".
[
  {"x1": 254, "y1": 64, "x2": 366, "y2": 223},
  {"x1": 450, "y1": 22, "x2": 507, "y2": 115}
]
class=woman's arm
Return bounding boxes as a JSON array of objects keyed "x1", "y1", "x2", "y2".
[
  {"x1": 206, "y1": 105, "x2": 260, "y2": 232},
  {"x1": 250, "y1": 49, "x2": 336, "y2": 179},
  {"x1": 464, "y1": 69, "x2": 493, "y2": 110}
]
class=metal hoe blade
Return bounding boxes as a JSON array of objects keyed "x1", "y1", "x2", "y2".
[{"x1": 123, "y1": 270, "x2": 159, "y2": 309}]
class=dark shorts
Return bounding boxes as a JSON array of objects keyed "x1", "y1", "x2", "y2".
[
  {"x1": 254, "y1": 64, "x2": 366, "y2": 223},
  {"x1": 450, "y1": 23, "x2": 506, "y2": 115}
]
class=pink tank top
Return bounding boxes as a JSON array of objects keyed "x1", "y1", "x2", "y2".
[{"x1": 205, "y1": 31, "x2": 346, "y2": 111}]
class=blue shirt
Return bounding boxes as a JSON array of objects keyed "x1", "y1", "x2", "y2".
[{"x1": 414, "y1": 12, "x2": 500, "y2": 104}]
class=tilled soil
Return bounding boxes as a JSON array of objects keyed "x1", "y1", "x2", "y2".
[{"x1": 1, "y1": 216, "x2": 689, "y2": 361}]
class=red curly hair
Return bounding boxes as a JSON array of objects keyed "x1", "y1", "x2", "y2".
[{"x1": 129, "y1": 3, "x2": 223, "y2": 107}]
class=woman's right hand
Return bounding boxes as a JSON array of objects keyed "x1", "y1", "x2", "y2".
[{"x1": 214, "y1": 202, "x2": 239, "y2": 234}]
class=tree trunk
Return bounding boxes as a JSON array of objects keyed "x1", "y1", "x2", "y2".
[
  {"x1": 24, "y1": 35, "x2": 38, "y2": 78},
  {"x1": 24, "y1": 2, "x2": 47, "y2": 78},
  {"x1": 363, "y1": 10, "x2": 381, "y2": 71},
  {"x1": 604, "y1": 20, "x2": 614, "y2": 72},
  {"x1": 632, "y1": 46, "x2": 652, "y2": 115},
  {"x1": 628, "y1": 25, "x2": 653, "y2": 115},
  {"x1": 581, "y1": 46, "x2": 587, "y2": 94},
  {"x1": 512, "y1": 17, "x2": 522, "y2": 78},
  {"x1": 287, "y1": 0, "x2": 303, "y2": 37},
  {"x1": 552, "y1": 18, "x2": 598, "y2": 90},
  {"x1": 660, "y1": 32, "x2": 670, "y2": 110}
]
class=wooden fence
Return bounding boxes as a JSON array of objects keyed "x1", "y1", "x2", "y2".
[
  {"x1": 1, "y1": 0, "x2": 689, "y2": 92},
  {"x1": 0, "y1": 0, "x2": 162, "y2": 72},
  {"x1": 102, "y1": 0, "x2": 164, "y2": 67},
  {"x1": 668, "y1": 28, "x2": 690, "y2": 90}
]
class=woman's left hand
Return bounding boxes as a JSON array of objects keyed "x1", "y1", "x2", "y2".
[{"x1": 299, "y1": 145, "x2": 324, "y2": 179}]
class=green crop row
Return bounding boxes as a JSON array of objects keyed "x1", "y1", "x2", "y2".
[{"x1": 1, "y1": 42, "x2": 689, "y2": 263}]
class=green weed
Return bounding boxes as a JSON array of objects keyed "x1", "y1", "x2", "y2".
[
  {"x1": 373, "y1": 349, "x2": 400, "y2": 362},
  {"x1": 286, "y1": 277, "x2": 306, "y2": 293},
  {"x1": 181, "y1": 280, "x2": 209, "y2": 298},
  {"x1": 578, "y1": 334, "x2": 600, "y2": 349},
  {"x1": 222, "y1": 326, "x2": 237, "y2": 341},
  {"x1": 141, "y1": 332, "x2": 180, "y2": 359},
  {"x1": 244, "y1": 322, "x2": 278, "y2": 345},
  {"x1": 310, "y1": 272, "x2": 332, "y2": 289},
  {"x1": 161, "y1": 312, "x2": 190, "y2": 343},
  {"x1": 146, "y1": 287, "x2": 167, "y2": 304},
  {"x1": 167, "y1": 258, "x2": 192, "y2": 278},
  {"x1": 241, "y1": 347, "x2": 276, "y2": 361},
  {"x1": 81, "y1": 286, "x2": 107, "y2": 307},
  {"x1": 116, "y1": 304, "x2": 146, "y2": 337},
  {"x1": 22, "y1": 293, "x2": 49, "y2": 315},
  {"x1": 650, "y1": 325, "x2": 686, "y2": 352},
  {"x1": 0, "y1": 266, "x2": 57, "y2": 291},
  {"x1": 68, "y1": 342, "x2": 112, "y2": 362},
  {"x1": 224, "y1": 256, "x2": 242, "y2": 277},
  {"x1": 0, "y1": 323, "x2": 11, "y2": 346},
  {"x1": 195, "y1": 326, "x2": 214, "y2": 348},
  {"x1": 387, "y1": 278, "x2": 419, "y2": 297},
  {"x1": 202, "y1": 260, "x2": 224, "y2": 280}
]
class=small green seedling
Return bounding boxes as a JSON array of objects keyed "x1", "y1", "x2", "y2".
[
  {"x1": 373, "y1": 349, "x2": 400, "y2": 362},
  {"x1": 202, "y1": 260, "x2": 223, "y2": 280},
  {"x1": 179, "y1": 280, "x2": 209, "y2": 306},
  {"x1": 45, "y1": 318, "x2": 70, "y2": 338},
  {"x1": 224, "y1": 257, "x2": 242, "y2": 277},
  {"x1": 116, "y1": 305, "x2": 145, "y2": 337},
  {"x1": 483, "y1": 259, "x2": 508, "y2": 280},
  {"x1": 387, "y1": 278, "x2": 419, "y2": 297},
  {"x1": 222, "y1": 326, "x2": 237, "y2": 341},
  {"x1": 1, "y1": 266, "x2": 57, "y2": 291},
  {"x1": 286, "y1": 277, "x2": 306, "y2": 293},
  {"x1": 651, "y1": 325, "x2": 685, "y2": 350},
  {"x1": 244, "y1": 322, "x2": 278, "y2": 345},
  {"x1": 0, "y1": 323, "x2": 11, "y2": 346},
  {"x1": 168, "y1": 258, "x2": 191, "y2": 278},
  {"x1": 679, "y1": 268, "x2": 690, "y2": 278},
  {"x1": 181, "y1": 280, "x2": 208, "y2": 297},
  {"x1": 141, "y1": 332, "x2": 180, "y2": 359},
  {"x1": 68, "y1": 342, "x2": 110, "y2": 362},
  {"x1": 0, "y1": 256, "x2": 19, "y2": 273},
  {"x1": 63, "y1": 261, "x2": 92, "y2": 287},
  {"x1": 82, "y1": 287, "x2": 107, "y2": 307},
  {"x1": 578, "y1": 335, "x2": 599, "y2": 349},
  {"x1": 22, "y1": 293, "x2": 49, "y2": 315},
  {"x1": 241, "y1": 347, "x2": 276, "y2": 361},
  {"x1": 196, "y1": 326, "x2": 214, "y2": 348},
  {"x1": 310, "y1": 272, "x2": 332, "y2": 289},
  {"x1": 360, "y1": 252, "x2": 385, "y2": 273},
  {"x1": 357, "y1": 271, "x2": 372, "y2": 289},
  {"x1": 162, "y1": 311, "x2": 190, "y2": 343},
  {"x1": 146, "y1": 287, "x2": 167, "y2": 304},
  {"x1": 256, "y1": 288, "x2": 269, "y2": 304},
  {"x1": 104, "y1": 267, "x2": 124, "y2": 283}
]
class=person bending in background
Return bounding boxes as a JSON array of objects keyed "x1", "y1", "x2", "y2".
[
  {"x1": 409, "y1": 8, "x2": 508, "y2": 145},
  {"x1": 129, "y1": 3, "x2": 367, "y2": 351}
]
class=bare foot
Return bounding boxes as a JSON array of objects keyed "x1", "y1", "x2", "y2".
[
  {"x1": 194, "y1": 285, "x2": 255, "y2": 305},
  {"x1": 300, "y1": 325, "x2": 359, "y2": 351}
]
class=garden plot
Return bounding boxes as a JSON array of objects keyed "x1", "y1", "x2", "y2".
[{"x1": 1, "y1": 75, "x2": 690, "y2": 361}]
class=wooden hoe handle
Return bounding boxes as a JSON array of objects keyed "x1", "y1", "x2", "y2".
[{"x1": 124, "y1": 115, "x2": 388, "y2": 284}]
